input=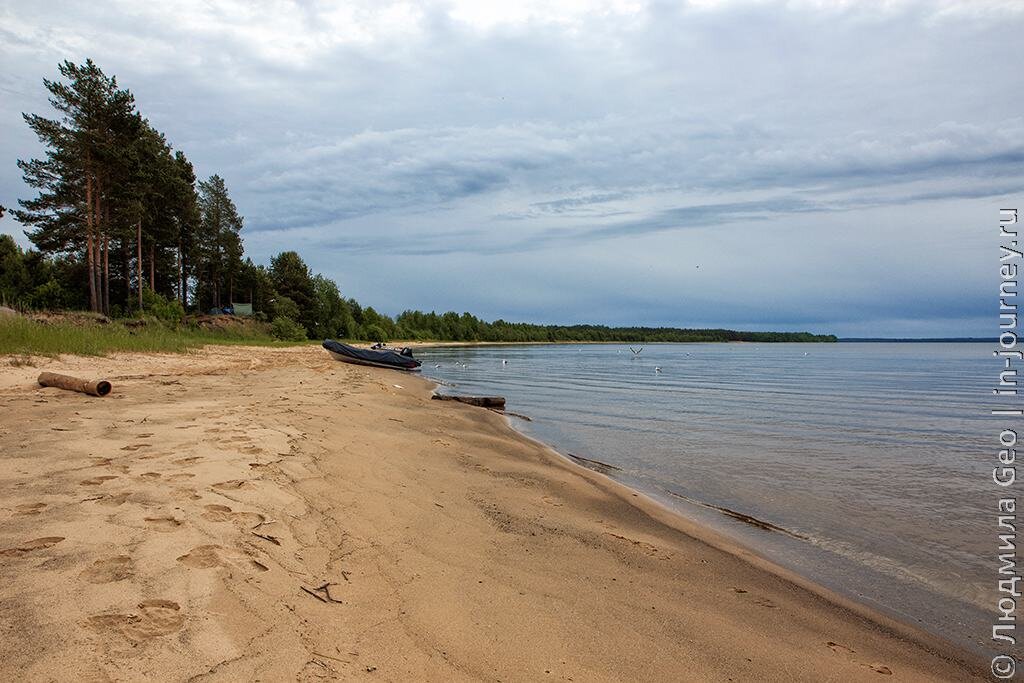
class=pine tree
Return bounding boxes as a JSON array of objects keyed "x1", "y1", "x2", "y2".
[
  {"x1": 196, "y1": 175, "x2": 243, "y2": 310},
  {"x1": 14, "y1": 59, "x2": 138, "y2": 314},
  {"x1": 171, "y1": 152, "x2": 200, "y2": 307},
  {"x1": 270, "y1": 251, "x2": 315, "y2": 334}
]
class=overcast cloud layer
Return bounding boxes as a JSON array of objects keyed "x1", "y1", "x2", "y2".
[{"x1": 1, "y1": 0, "x2": 1021, "y2": 336}]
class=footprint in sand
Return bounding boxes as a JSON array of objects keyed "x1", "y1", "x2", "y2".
[
  {"x1": 166, "y1": 473, "x2": 195, "y2": 481},
  {"x1": 212, "y1": 480, "x2": 250, "y2": 491},
  {"x1": 143, "y1": 516, "x2": 182, "y2": 532},
  {"x1": 172, "y1": 456, "x2": 201, "y2": 465},
  {"x1": 0, "y1": 536, "x2": 65, "y2": 556},
  {"x1": 201, "y1": 504, "x2": 265, "y2": 527},
  {"x1": 95, "y1": 492, "x2": 131, "y2": 507},
  {"x1": 825, "y1": 642, "x2": 893, "y2": 676},
  {"x1": 119, "y1": 443, "x2": 151, "y2": 452},
  {"x1": 170, "y1": 487, "x2": 200, "y2": 501},
  {"x1": 234, "y1": 511, "x2": 265, "y2": 526},
  {"x1": 604, "y1": 532, "x2": 670, "y2": 559},
  {"x1": 176, "y1": 545, "x2": 268, "y2": 572},
  {"x1": 826, "y1": 641, "x2": 856, "y2": 655},
  {"x1": 87, "y1": 599, "x2": 184, "y2": 641},
  {"x1": 82, "y1": 555, "x2": 133, "y2": 584},
  {"x1": 201, "y1": 504, "x2": 234, "y2": 522},
  {"x1": 15, "y1": 502, "x2": 47, "y2": 515},
  {"x1": 81, "y1": 475, "x2": 118, "y2": 486},
  {"x1": 91, "y1": 457, "x2": 128, "y2": 473},
  {"x1": 139, "y1": 472, "x2": 162, "y2": 480},
  {"x1": 176, "y1": 545, "x2": 224, "y2": 568},
  {"x1": 753, "y1": 597, "x2": 778, "y2": 609}
]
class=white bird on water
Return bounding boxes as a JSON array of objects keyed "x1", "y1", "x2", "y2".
[
  {"x1": 502, "y1": 359, "x2": 508, "y2": 365},
  {"x1": 655, "y1": 367, "x2": 662, "y2": 374}
]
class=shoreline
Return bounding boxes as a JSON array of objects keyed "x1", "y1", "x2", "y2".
[
  {"x1": 478, "y1": 398, "x2": 985, "y2": 672},
  {"x1": 420, "y1": 340, "x2": 992, "y2": 662},
  {"x1": 0, "y1": 345, "x2": 985, "y2": 680},
  {"x1": 480, "y1": 401, "x2": 987, "y2": 662}
]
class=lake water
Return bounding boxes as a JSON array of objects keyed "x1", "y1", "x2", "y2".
[{"x1": 419, "y1": 342, "x2": 997, "y2": 656}]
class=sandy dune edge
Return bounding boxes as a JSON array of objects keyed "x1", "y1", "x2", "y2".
[{"x1": 0, "y1": 345, "x2": 981, "y2": 681}]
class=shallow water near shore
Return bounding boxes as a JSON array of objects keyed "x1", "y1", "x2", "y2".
[{"x1": 421, "y1": 342, "x2": 996, "y2": 656}]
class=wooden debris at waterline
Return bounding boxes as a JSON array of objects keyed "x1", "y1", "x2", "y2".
[
  {"x1": 37, "y1": 372, "x2": 112, "y2": 397},
  {"x1": 664, "y1": 490, "x2": 807, "y2": 539},
  {"x1": 432, "y1": 394, "x2": 506, "y2": 409},
  {"x1": 566, "y1": 453, "x2": 622, "y2": 473}
]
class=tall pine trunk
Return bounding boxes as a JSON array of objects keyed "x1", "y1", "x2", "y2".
[
  {"x1": 93, "y1": 237, "x2": 102, "y2": 315},
  {"x1": 95, "y1": 175, "x2": 108, "y2": 316},
  {"x1": 177, "y1": 239, "x2": 187, "y2": 308},
  {"x1": 102, "y1": 233, "x2": 110, "y2": 316},
  {"x1": 149, "y1": 243, "x2": 155, "y2": 292},
  {"x1": 84, "y1": 170, "x2": 98, "y2": 312},
  {"x1": 136, "y1": 219, "x2": 143, "y2": 311},
  {"x1": 122, "y1": 240, "x2": 130, "y2": 309}
]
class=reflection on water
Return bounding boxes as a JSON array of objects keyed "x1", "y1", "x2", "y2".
[{"x1": 420, "y1": 342, "x2": 993, "y2": 653}]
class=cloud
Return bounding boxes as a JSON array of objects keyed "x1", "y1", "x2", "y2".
[{"x1": 0, "y1": 0, "x2": 1020, "y2": 335}]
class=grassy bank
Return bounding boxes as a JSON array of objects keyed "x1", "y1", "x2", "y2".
[{"x1": 0, "y1": 314, "x2": 308, "y2": 357}]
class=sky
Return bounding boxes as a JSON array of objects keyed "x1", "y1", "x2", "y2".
[{"x1": 1, "y1": 0, "x2": 1021, "y2": 337}]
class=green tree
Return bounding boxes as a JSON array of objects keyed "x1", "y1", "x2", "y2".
[
  {"x1": 15, "y1": 59, "x2": 139, "y2": 314},
  {"x1": 171, "y1": 151, "x2": 200, "y2": 307},
  {"x1": 270, "y1": 251, "x2": 314, "y2": 334},
  {"x1": 310, "y1": 274, "x2": 354, "y2": 339},
  {"x1": 196, "y1": 174, "x2": 243, "y2": 310},
  {"x1": 0, "y1": 235, "x2": 31, "y2": 306}
]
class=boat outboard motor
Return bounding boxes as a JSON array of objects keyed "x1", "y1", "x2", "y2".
[{"x1": 400, "y1": 347, "x2": 414, "y2": 357}]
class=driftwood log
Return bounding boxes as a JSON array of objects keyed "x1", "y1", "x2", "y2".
[
  {"x1": 431, "y1": 394, "x2": 506, "y2": 409},
  {"x1": 37, "y1": 372, "x2": 112, "y2": 397}
]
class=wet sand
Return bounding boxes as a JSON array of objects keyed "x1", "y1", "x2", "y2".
[{"x1": 0, "y1": 345, "x2": 982, "y2": 681}]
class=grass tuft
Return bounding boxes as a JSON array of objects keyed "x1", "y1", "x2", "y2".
[{"x1": 0, "y1": 315, "x2": 310, "y2": 357}]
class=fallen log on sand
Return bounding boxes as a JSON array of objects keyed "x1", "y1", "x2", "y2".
[
  {"x1": 431, "y1": 394, "x2": 506, "y2": 409},
  {"x1": 37, "y1": 372, "x2": 112, "y2": 397}
]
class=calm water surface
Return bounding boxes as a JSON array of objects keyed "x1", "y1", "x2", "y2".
[{"x1": 419, "y1": 342, "x2": 995, "y2": 654}]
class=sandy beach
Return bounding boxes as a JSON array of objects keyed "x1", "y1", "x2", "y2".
[{"x1": 0, "y1": 345, "x2": 981, "y2": 681}]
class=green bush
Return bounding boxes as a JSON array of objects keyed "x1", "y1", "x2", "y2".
[
  {"x1": 141, "y1": 288, "x2": 185, "y2": 321},
  {"x1": 270, "y1": 315, "x2": 307, "y2": 341},
  {"x1": 363, "y1": 324, "x2": 387, "y2": 343},
  {"x1": 269, "y1": 295, "x2": 301, "y2": 322},
  {"x1": 29, "y1": 278, "x2": 67, "y2": 310}
]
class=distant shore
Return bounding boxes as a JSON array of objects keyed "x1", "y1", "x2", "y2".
[{"x1": 0, "y1": 345, "x2": 981, "y2": 680}]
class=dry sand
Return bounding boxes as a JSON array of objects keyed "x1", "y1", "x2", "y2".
[{"x1": 0, "y1": 345, "x2": 982, "y2": 681}]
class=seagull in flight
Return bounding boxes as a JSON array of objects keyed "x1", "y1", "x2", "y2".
[{"x1": 630, "y1": 346, "x2": 643, "y2": 356}]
